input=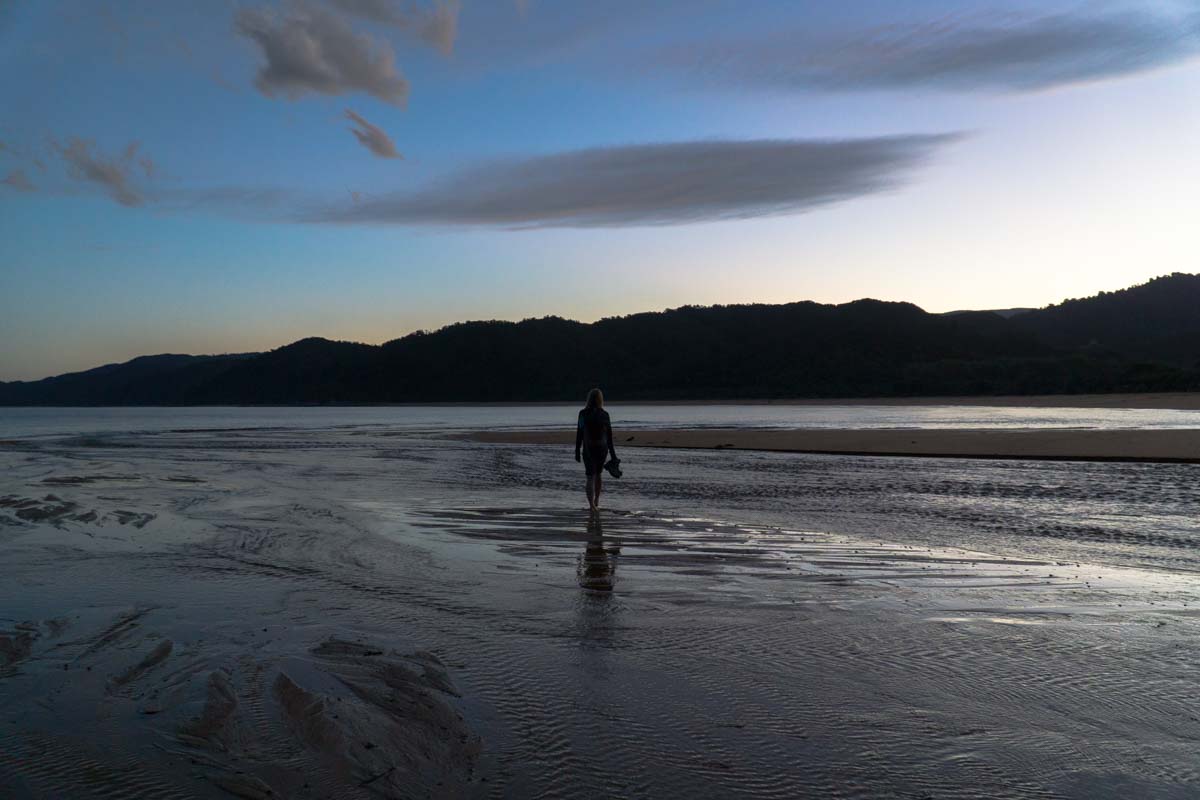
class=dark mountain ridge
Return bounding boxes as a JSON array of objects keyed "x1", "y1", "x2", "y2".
[
  {"x1": 3, "y1": 274, "x2": 1198, "y2": 405},
  {"x1": 0, "y1": 353, "x2": 257, "y2": 406},
  {"x1": 1012, "y1": 273, "x2": 1200, "y2": 366}
]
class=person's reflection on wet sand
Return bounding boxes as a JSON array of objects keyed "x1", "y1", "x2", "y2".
[{"x1": 577, "y1": 514, "x2": 619, "y2": 592}]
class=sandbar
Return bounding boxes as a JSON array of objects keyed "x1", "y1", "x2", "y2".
[
  {"x1": 458, "y1": 427, "x2": 1200, "y2": 463},
  {"x1": 728, "y1": 392, "x2": 1200, "y2": 409}
]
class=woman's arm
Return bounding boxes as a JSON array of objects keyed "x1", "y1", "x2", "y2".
[
  {"x1": 575, "y1": 412, "x2": 584, "y2": 461},
  {"x1": 606, "y1": 415, "x2": 616, "y2": 458}
]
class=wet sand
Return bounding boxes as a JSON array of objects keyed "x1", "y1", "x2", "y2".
[
  {"x1": 461, "y1": 427, "x2": 1200, "y2": 463},
  {"x1": 2, "y1": 423, "x2": 1199, "y2": 798}
]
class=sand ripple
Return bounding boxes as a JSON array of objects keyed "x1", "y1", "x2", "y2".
[{"x1": 1, "y1": 425, "x2": 1198, "y2": 798}]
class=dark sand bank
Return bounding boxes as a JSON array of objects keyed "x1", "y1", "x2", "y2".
[
  {"x1": 763, "y1": 392, "x2": 1200, "y2": 409},
  {"x1": 408, "y1": 392, "x2": 1200, "y2": 409},
  {"x1": 459, "y1": 427, "x2": 1200, "y2": 463}
]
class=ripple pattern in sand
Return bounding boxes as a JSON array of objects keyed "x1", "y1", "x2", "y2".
[
  {"x1": 380, "y1": 506, "x2": 1200, "y2": 799},
  {"x1": 3, "y1": 426, "x2": 1200, "y2": 799}
]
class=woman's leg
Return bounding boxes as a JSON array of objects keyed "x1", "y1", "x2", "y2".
[
  {"x1": 585, "y1": 474, "x2": 596, "y2": 509},
  {"x1": 594, "y1": 472, "x2": 603, "y2": 508}
]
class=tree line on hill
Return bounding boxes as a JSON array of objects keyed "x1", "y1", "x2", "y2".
[{"x1": 2, "y1": 273, "x2": 1198, "y2": 405}]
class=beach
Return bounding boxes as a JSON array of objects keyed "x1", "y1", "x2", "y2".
[
  {"x1": 461, "y1": 427, "x2": 1200, "y2": 463},
  {"x1": 721, "y1": 392, "x2": 1200, "y2": 410},
  {"x1": 10, "y1": 0, "x2": 1200, "y2": 795},
  {"x1": 2, "y1": 407, "x2": 1199, "y2": 798},
  {"x1": 542, "y1": 392, "x2": 1200, "y2": 410}
]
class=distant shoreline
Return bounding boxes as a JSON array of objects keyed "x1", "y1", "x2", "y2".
[
  {"x1": 457, "y1": 427, "x2": 1200, "y2": 464},
  {"x1": 2, "y1": 392, "x2": 1200, "y2": 410},
  {"x1": 739, "y1": 392, "x2": 1200, "y2": 410}
]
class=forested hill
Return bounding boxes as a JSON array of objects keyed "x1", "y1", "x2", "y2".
[
  {"x1": 3, "y1": 274, "x2": 1198, "y2": 405},
  {"x1": 1012, "y1": 272, "x2": 1200, "y2": 365}
]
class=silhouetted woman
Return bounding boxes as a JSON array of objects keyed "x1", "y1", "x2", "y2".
[{"x1": 575, "y1": 388, "x2": 617, "y2": 512}]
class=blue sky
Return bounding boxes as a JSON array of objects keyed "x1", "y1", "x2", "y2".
[{"x1": 2, "y1": 0, "x2": 1198, "y2": 380}]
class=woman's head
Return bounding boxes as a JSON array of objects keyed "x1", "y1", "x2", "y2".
[{"x1": 586, "y1": 387, "x2": 604, "y2": 408}]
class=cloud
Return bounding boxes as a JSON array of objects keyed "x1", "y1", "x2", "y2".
[
  {"x1": 326, "y1": 0, "x2": 399, "y2": 25},
  {"x1": 151, "y1": 183, "x2": 298, "y2": 212},
  {"x1": 668, "y1": 10, "x2": 1200, "y2": 93},
  {"x1": 310, "y1": 135, "x2": 958, "y2": 228},
  {"x1": 345, "y1": 109, "x2": 401, "y2": 158},
  {"x1": 53, "y1": 138, "x2": 145, "y2": 207},
  {"x1": 419, "y1": 0, "x2": 459, "y2": 55},
  {"x1": 2, "y1": 169, "x2": 34, "y2": 193},
  {"x1": 327, "y1": 0, "x2": 461, "y2": 54},
  {"x1": 235, "y1": 2, "x2": 410, "y2": 105}
]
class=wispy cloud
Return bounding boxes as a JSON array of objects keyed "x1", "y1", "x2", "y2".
[
  {"x1": 666, "y1": 10, "x2": 1200, "y2": 93},
  {"x1": 329, "y1": 0, "x2": 461, "y2": 55},
  {"x1": 310, "y1": 135, "x2": 959, "y2": 228},
  {"x1": 326, "y1": 0, "x2": 400, "y2": 25},
  {"x1": 345, "y1": 109, "x2": 401, "y2": 158},
  {"x1": 235, "y1": 2, "x2": 410, "y2": 105},
  {"x1": 53, "y1": 138, "x2": 147, "y2": 207},
  {"x1": 420, "y1": 0, "x2": 459, "y2": 55},
  {"x1": 152, "y1": 185, "x2": 300, "y2": 218},
  {"x1": 1, "y1": 169, "x2": 35, "y2": 193}
]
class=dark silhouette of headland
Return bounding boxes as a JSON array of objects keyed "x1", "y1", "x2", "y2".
[{"x1": 2, "y1": 274, "x2": 1198, "y2": 405}]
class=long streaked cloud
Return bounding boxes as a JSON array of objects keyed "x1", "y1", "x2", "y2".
[
  {"x1": 152, "y1": 185, "x2": 300, "y2": 217},
  {"x1": 53, "y1": 138, "x2": 147, "y2": 207},
  {"x1": 2, "y1": 169, "x2": 35, "y2": 193},
  {"x1": 667, "y1": 9, "x2": 1200, "y2": 93},
  {"x1": 310, "y1": 135, "x2": 959, "y2": 228},
  {"x1": 328, "y1": 0, "x2": 461, "y2": 55},
  {"x1": 235, "y1": 2, "x2": 410, "y2": 105},
  {"x1": 345, "y1": 109, "x2": 401, "y2": 158}
]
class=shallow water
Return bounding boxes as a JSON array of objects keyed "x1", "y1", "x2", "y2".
[
  {"x1": 1, "y1": 414, "x2": 1199, "y2": 798},
  {"x1": 6, "y1": 402, "x2": 1200, "y2": 439}
]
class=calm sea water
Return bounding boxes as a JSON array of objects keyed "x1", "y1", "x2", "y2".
[{"x1": 4, "y1": 403, "x2": 1200, "y2": 438}]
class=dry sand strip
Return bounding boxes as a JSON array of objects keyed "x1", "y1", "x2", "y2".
[
  {"x1": 456, "y1": 428, "x2": 1200, "y2": 463},
  {"x1": 434, "y1": 392, "x2": 1200, "y2": 409},
  {"x1": 729, "y1": 392, "x2": 1200, "y2": 410}
]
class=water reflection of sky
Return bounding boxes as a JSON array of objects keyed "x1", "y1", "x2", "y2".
[{"x1": 6, "y1": 404, "x2": 1200, "y2": 439}]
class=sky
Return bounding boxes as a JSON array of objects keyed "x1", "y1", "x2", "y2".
[{"x1": 1, "y1": 0, "x2": 1198, "y2": 380}]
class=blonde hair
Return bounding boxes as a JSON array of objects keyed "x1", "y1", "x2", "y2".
[{"x1": 586, "y1": 387, "x2": 604, "y2": 409}]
